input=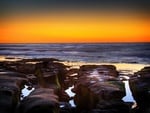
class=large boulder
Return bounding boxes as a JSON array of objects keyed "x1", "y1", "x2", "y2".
[
  {"x1": 16, "y1": 88, "x2": 59, "y2": 113},
  {"x1": 0, "y1": 71, "x2": 28, "y2": 113},
  {"x1": 129, "y1": 67, "x2": 150, "y2": 113},
  {"x1": 74, "y1": 65, "x2": 128, "y2": 113},
  {"x1": 33, "y1": 61, "x2": 69, "y2": 102},
  {"x1": 0, "y1": 84, "x2": 19, "y2": 113}
]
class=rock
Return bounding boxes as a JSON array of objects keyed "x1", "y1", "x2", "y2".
[
  {"x1": 1, "y1": 58, "x2": 70, "y2": 102},
  {"x1": 2, "y1": 61, "x2": 36, "y2": 74},
  {"x1": 33, "y1": 61, "x2": 69, "y2": 102},
  {"x1": 0, "y1": 58, "x2": 133, "y2": 113},
  {"x1": 0, "y1": 84, "x2": 19, "y2": 113},
  {"x1": 129, "y1": 67, "x2": 150, "y2": 113},
  {"x1": 16, "y1": 88, "x2": 59, "y2": 113},
  {"x1": 59, "y1": 102, "x2": 77, "y2": 113},
  {"x1": 74, "y1": 65, "x2": 128, "y2": 112},
  {"x1": 78, "y1": 65, "x2": 118, "y2": 78},
  {"x1": 65, "y1": 68, "x2": 79, "y2": 88},
  {"x1": 20, "y1": 59, "x2": 68, "y2": 89},
  {"x1": 0, "y1": 70, "x2": 28, "y2": 113}
]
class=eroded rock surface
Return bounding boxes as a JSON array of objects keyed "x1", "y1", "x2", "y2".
[
  {"x1": 1, "y1": 58, "x2": 149, "y2": 113},
  {"x1": 0, "y1": 68, "x2": 28, "y2": 113},
  {"x1": 0, "y1": 58, "x2": 68, "y2": 113},
  {"x1": 74, "y1": 65, "x2": 129, "y2": 113},
  {"x1": 130, "y1": 67, "x2": 150, "y2": 113},
  {"x1": 16, "y1": 88, "x2": 59, "y2": 113}
]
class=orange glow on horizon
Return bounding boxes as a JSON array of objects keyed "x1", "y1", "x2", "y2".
[{"x1": 0, "y1": 11, "x2": 150, "y2": 43}]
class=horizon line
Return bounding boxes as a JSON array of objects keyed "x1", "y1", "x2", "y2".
[{"x1": 0, "y1": 42, "x2": 150, "y2": 44}]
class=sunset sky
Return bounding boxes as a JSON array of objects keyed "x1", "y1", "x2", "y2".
[{"x1": 0, "y1": 0, "x2": 150, "y2": 43}]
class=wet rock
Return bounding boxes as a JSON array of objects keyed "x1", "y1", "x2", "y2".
[
  {"x1": 32, "y1": 61, "x2": 69, "y2": 102},
  {"x1": 0, "y1": 58, "x2": 133, "y2": 113},
  {"x1": 41, "y1": 61, "x2": 67, "y2": 87},
  {"x1": 16, "y1": 88, "x2": 59, "y2": 113},
  {"x1": 74, "y1": 65, "x2": 128, "y2": 112},
  {"x1": 130, "y1": 67, "x2": 150, "y2": 113},
  {"x1": 1, "y1": 58, "x2": 62, "y2": 75},
  {"x1": 0, "y1": 84, "x2": 19, "y2": 113},
  {"x1": 78, "y1": 65, "x2": 118, "y2": 78},
  {"x1": 1, "y1": 58, "x2": 69, "y2": 102},
  {"x1": 1, "y1": 61, "x2": 36, "y2": 74},
  {"x1": 19, "y1": 59, "x2": 68, "y2": 88},
  {"x1": 57, "y1": 89, "x2": 70, "y2": 102},
  {"x1": 16, "y1": 64, "x2": 36, "y2": 74},
  {"x1": 0, "y1": 71, "x2": 28, "y2": 113},
  {"x1": 59, "y1": 102, "x2": 77, "y2": 113},
  {"x1": 65, "y1": 68, "x2": 79, "y2": 88}
]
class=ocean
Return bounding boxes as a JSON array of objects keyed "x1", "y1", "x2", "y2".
[{"x1": 0, "y1": 43, "x2": 150, "y2": 64}]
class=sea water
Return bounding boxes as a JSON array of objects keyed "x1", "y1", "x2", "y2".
[{"x1": 0, "y1": 43, "x2": 149, "y2": 64}]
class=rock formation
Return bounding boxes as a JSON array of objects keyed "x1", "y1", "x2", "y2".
[
  {"x1": 0, "y1": 69, "x2": 28, "y2": 113},
  {"x1": 130, "y1": 67, "x2": 150, "y2": 113},
  {"x1": 74, "y1": 65, "x2": 129, "y2": 113},
  {"x1": 16, "y1": 88, "x2": 59, "y2": 113},
  {"x1": 0, "y1": 58, "x2": 149, "y2": 113}
]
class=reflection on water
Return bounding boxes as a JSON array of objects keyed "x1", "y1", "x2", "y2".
[
  {"x1": 122, "y1": 80, "x2": 135, "y2": 102},
  {"x1": 21, "y1": 85, "x2": 35, "y2": 100},
  {"x1": 65, "y1": 85, "x2": 75, "y2": 97},
  {"x1": 65, "y1": 85, "x2": 76, "y2": 107}
]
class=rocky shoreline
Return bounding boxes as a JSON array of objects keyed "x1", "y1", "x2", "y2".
[{"x1": 0, "y1": 58, "x2": 149, "y2": 113}]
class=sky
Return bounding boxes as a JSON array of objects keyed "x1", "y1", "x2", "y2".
[{"x1": 0, "y1": 0, "x2": 150, "y2": 43}]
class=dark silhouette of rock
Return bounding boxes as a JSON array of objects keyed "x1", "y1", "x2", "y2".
[
  {"x1": 0, "y1": 70, "x2": 28, "y2": 113},
  {"x1": 74, "y1": 65, "x2": 128, "y2": 113},
  {"x1": 130, "y1": 67, "x2": 150, "y2": 113},
  {"x1": 32, "y1": 61, "x2": 69, "y2": 102},
  {"x1": 1, "y1": 58, "x2": 138, "y2": 113},
  {"x1": 65, "y1": 68, "x2": 79, "y2": 89},
  {"x1": 16, "y1": 88, "x2": 59, "y2": 113},
  {"x1": 1, "y1": 58, "x2": 70, "y2": 101}
]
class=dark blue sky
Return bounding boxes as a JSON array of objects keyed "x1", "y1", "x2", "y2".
[
  {"x1": 0, "y1": 0, "x2": 149, "y2": 18},
  {"x1": 1, "y1": 0, "x2": 150, "y2": 10}
]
